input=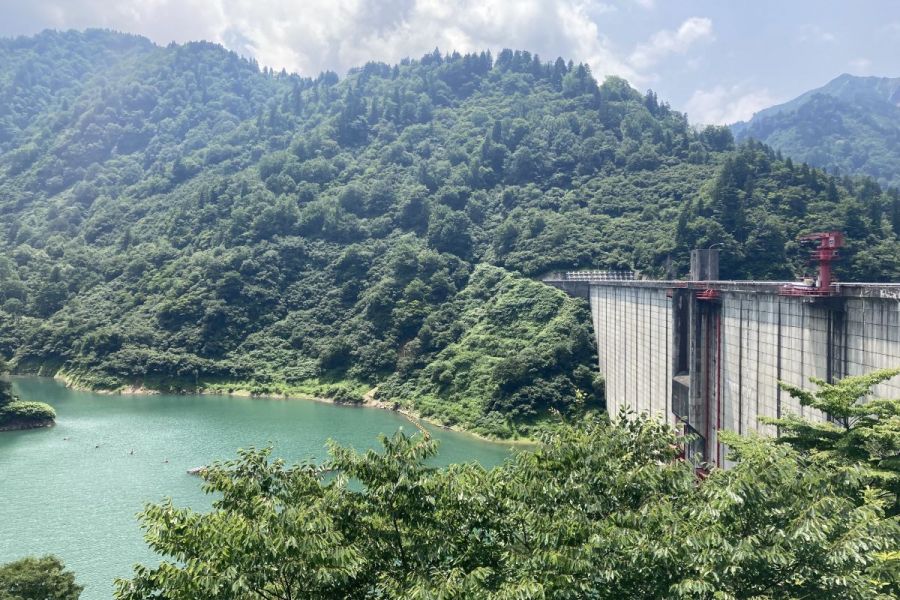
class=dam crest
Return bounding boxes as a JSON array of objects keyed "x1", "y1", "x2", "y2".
[{"x1": 546, "y1": 246, "x2": 900, "y2": 466}]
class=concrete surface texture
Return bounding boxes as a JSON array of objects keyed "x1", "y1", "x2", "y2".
[{"x1": 550, "y1": 275, "x2": 900, "y2": 466}]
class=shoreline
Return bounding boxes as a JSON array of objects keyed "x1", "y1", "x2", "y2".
[
  {"x1": 47, "y1": 373, "x2": 536, "y2": 447},
  {"x1": 0, "y1": 418, "x2": 55, "y2": 432}
]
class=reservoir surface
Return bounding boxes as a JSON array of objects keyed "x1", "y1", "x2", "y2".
[{"x1": 0, "y1": 377, "x2": 514, "y2": 599}]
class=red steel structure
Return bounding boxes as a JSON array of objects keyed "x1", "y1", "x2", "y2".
[{"x1": 779, "y1": 231, "x2": 844, "y2": 297}]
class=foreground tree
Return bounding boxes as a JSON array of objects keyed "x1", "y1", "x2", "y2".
[
  {"x1": 770, "y1": 367, "x2": 900, "y2": 513},
  {"x1": 0, "y1": 556, "x2": 82, "y2": 600},
  {"x1": 115, "y1": 414, "x2": 900, "y2": 599}
]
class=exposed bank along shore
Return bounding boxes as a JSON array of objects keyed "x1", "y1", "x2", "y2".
[{"x1": 51, "y1": 372, "x2": 534, "y2": 446}]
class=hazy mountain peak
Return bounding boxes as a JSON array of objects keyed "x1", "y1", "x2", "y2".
[{"x1": 732, "y1": 73, "x2": 900, "y2": 187}]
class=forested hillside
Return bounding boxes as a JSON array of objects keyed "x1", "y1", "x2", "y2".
[
  {"x1": 1, "y1": 30, "x2": 899, "y2": 437},
  {"x1": 732, "y1": 74, "x2": 900, "y2": 188}
]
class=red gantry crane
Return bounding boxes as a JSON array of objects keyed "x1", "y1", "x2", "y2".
[{"x1": 779, "y1": 231, "x2": 844, "y2": 297}]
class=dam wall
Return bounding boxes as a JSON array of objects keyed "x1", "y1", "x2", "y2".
[{"x1": 550, "y1": 277, "x2": 900, "y2": 466}]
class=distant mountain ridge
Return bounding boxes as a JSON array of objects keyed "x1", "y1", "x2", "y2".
[{"x1": 732, "y1": 74, "x2": 900, "y2": 188}]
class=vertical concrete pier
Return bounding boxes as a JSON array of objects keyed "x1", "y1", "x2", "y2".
[{"x1": 547, "y1": 271, "x2": 900, "y2": 466}]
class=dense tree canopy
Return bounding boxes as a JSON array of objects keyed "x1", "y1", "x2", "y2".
[
  {"x1": 114, "y1": 414, "x2": 900, "y2": 599},
  {"x1": 0, "y1": 555, "x2": 82, "y2": 600},
  {"x1": 769, "y1": 367, "x2": 900, "y2": 515},
  {"x1": 2, "y1": 31, "x2": 899, "y2": 435},
  {"x1": 0, "y1": 358, "x2": 13, "y2": 405},
  {"x1": 0, "y1": 357, "x2": 55, "y2": 429}
]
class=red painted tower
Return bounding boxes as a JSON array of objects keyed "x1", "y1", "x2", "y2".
[{"x1": 780, "y1": 231, "x2": 844, "y2": 296}]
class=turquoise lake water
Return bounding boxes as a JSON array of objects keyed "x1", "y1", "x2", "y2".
[{"x1": 0, "y1": 377, "x2": 514, "y2": 599}]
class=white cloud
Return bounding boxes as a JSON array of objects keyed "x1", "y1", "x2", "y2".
[
  {"x1": 7, "y1": 0, "x2": 643, "y2": 82},
  {"x1": 685, "y1": 84, "x2": 779, "y2": 125},
  {"x1": 797, "y1": 24, "x2": 835, "y2": 43},
  {"x1": 848, "y1": 57, "x2": 872, "y2": 72},
  {"x1": 685, "y1": 56, "x2": 704, "y2": 71},
  {"x1": 629, "y1": 17, "x2": 713, "y2": 70},
  {"x1": 26, "y1": 0, "x2": 227, "y2": 49},
  {"x1": 554, "y1": 1, "x2": 639, "y2": 82}
]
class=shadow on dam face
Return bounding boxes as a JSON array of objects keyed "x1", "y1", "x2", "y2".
[{"x1": 543, "y1": 259, "x2": 900, "y2": 467}]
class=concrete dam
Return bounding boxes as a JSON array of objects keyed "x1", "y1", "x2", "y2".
[{"x1": 547, "y1": 244, "x2": 900, "y2": 467}]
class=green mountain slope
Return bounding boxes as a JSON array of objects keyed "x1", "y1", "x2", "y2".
[
  {"x1": 732, "y1": 74, "x2": 900, "y2": 188},
  {"x1": 1, "y1": 30, "x2": 899, "y2": 437}
]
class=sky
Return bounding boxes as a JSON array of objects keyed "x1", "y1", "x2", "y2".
[{"x1": 2, "y1": 0, "x2": 899, "y2": 125}]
